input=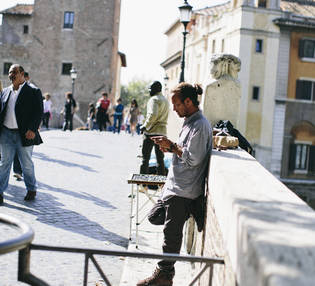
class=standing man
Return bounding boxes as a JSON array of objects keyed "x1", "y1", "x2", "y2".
[
  {"x1": 139, "y1": 81, "x2": 169, "y2": 176},
  {"x1": 112, "y1": 98, "x2": 124, "y2": 134},
  {"x1": 137, "y1": 82, "x2": 212, "y2": 286},
  {"x1": 96, "y1": 92, "x2": 110, "y2": 131},
  {"x1": 0, "y1": 64, "x2": 43, "y2": 204}
]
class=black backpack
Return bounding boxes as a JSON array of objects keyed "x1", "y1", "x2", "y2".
[{"x1": 214, "y1": 120, "x2": 253, "y2": 154}]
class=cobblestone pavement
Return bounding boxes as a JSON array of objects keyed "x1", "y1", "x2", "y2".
[{"x1": 0, "y1": 129, "x2": 142, "y2": 286}]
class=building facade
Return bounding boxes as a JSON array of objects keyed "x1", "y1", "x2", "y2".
[
  {"x1": 161, "y1": 0, "x2": 315, "y2": 201},
  {"x1": 0, "y1": 0, "x2": 123, "y2": 127}
]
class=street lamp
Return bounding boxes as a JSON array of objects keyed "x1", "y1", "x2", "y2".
[
  {"x1": 178, "y1": 0, "x2": 193, "y2": 83},
  {"x1": 70, "y1": 67, "x2": 77, "y2": 96},
  {"x1": 164, "y1": 73, "x2": 169, "y2": 97}
]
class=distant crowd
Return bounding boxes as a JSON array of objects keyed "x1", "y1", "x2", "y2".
[{"x1": 86, "y1": 92, "x2": 144, "y2": 135}]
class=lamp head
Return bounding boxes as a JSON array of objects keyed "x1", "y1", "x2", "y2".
[
  {"x1": 179, "y1": 1, "x2": 193, "y2": 25},
  {"x1": 70, "y1": 67, "x2": 77, "y2": 80}
]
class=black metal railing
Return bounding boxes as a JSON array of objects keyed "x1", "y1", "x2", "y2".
[{"x1": 1, "y1": 213, "x2": 225, "y2": 286}]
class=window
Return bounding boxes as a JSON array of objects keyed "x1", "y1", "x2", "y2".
[
  {"x1": 258, "y1": 0, "x2": 267, "y2": 7},
  {"x1": 289, "y1": 143, "x2": 315, "y2": 174},
  {"x1": 299, "y1": 39, "x2": 315, "y2": 59},
  {"x1": 64, "y1": 11, "x2": 74, "y2": 29},
  {"x1": 62, "y1": 63, "x2": 72, "y2": 75},
  {"x1": 221, "y1": 39, "x2": 225, "y2": 53},
  {"x1": 212, "y1": 40, "x2": 216, "y2": 53},
  {"x1": 256, "y1": 39, "x2": 263, "y2": 53},
  {"x1": 252, "y1": 86, "x2": 260, "y2": 100},
  {"x1": 296, "y1": 79, "x2": 315, "y2": 101},
  {"x1": 3, "y1": 62, "x2": 12, "y2": 75},
  {"x1": 23, "y1": 25, "x2": 29, "y2": 34}
]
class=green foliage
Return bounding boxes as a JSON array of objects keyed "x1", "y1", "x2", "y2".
[{"x1": 120, "y1": 79, "x2": 151, "y2": 114}]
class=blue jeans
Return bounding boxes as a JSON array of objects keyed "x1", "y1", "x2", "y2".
[
  {"x1": 113, "y1": 115, "x2": 122, "y2": 133},
  {"x1": 0, "y1": 127, "x2": 36, "y2": 194}
]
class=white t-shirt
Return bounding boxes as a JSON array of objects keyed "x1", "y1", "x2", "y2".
[
  {"x1": 4, "y1": 82, "x2": 26, "y2": 129},
  {"x1": 43, "y1": 100, "x2": 52, "y2": 113}
]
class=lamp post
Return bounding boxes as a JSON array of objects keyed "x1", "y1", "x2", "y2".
[
  {"x1": 164, "y1": 73, "x2": 169, "y2": 96},
  {"x1": 70, "y1": 67, "x2": 77, "y2": 96},
  {"x1": 178, "y1": 0, "x2": 192, "y2": 83}
]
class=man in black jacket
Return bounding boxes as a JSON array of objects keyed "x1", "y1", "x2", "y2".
[{"x1": 0, "y1": 64, "x2": 43, "y2": 204}]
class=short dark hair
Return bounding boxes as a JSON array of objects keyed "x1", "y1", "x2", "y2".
[
  {"x1": 11, "y1": 64, "x2": 24, "y2": 74},
  {"x1": 171, "y1": 82, "x2": 203, "y2": 107},
  {"x1": 101, "y1": 92, "x2": 108, "y2": 97},
  {"x1": 131, "y1": 98, "x2": 138, "y2": 108},
  {"x1": 65, "y1": 91, "x2": 73, "y2": 99},
  {"x1": 149, "y1": 81, "x2": 162, "y2": 92},
  {"x1": 24, "y1": 71, "x2": 29, "y2": 78}
]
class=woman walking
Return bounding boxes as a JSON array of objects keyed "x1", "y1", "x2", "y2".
[
  {"x1": 61, "y1": 92, "x2": 77, "y2": 131},
  {"x1": 129, "y1": 99, "x2": 140, "y2": 136}
]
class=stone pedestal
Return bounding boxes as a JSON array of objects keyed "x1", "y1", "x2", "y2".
[
  {"x1": 202, "y1": 54, "x2": 242, "y2": 128},
  {"x1": 203, "y1": 76, "x2": 241, "y2": 128}
]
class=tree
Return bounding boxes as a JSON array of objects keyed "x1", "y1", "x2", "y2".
[{"x1": 120, "y1": 78, "x2": 152, "y2": 115}]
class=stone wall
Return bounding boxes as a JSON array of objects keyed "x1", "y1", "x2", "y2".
[
  {"x1": 0, "y1": 0, "x2": 120, "y2": 128},
  {"x1": 190, "y1": 148, "x2": 315, "y2": 285}
]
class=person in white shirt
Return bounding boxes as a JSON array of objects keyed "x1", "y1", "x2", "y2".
[
  {"x1": 42, "y1": 93, "x2": 52, "y2": 129},
  {"x1": 0, "y1": 64, "x2": 43, "y2": 204}
]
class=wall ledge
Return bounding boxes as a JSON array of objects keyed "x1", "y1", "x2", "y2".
[{"x1": 208, "y1": 148, "x2": 315, "y2": 286}]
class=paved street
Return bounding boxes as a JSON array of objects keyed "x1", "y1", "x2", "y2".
[{"x1": 0, "y1": 129, "x2": 142, "y2": 286}]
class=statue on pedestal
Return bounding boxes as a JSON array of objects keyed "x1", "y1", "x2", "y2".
[{"x1": 202, "y1": 54, "x2": 241, "y2": 128}]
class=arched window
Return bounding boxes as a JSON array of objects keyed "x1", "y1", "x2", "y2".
[{"x1": 289, "y1": 121, "x2": 315, "y2": 175}]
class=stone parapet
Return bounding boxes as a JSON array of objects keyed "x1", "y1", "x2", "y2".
[{"x1": 193, "y1": 148, "x2": 315, "y2": 285}]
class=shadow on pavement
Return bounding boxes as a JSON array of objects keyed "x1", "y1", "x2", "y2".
[
  {"x1": 4, "y1": 185, "x2": 128, "y2": 248},
  {"x1": 37, "y1": 181, "x2": 117, "y2": 209},
  {"x1": 50, "y1": 146, "x2": 103, "y2": 159},
  {"x1": 33, "y1": 152, "x2": 97, "y2": 173}
]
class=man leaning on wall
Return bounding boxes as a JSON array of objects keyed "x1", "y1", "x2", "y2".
[{"x1": 137, "y1": 82, "x2": 213, "y2": 286}]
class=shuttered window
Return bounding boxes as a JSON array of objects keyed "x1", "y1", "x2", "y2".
[
  {"x1": 296, "y1": 79, "x2": 315, "y2": 101},
  {"x1": 64, "y1": 11, "x2": 74, "y2": 29},
  {"x1": 289, "y1": 143, "x2": 315, "y2": 174},
  {"x1": 299, "y1": 39, "x2": 315, "y2": 59}
]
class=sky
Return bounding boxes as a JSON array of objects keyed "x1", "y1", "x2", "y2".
[{"x1": 0, "y1": 0, "x2": 223, "y2": 85}]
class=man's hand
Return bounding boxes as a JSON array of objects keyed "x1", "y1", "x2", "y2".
[
  {"x1": 25, "y1": 130, "x2": 35, "y2": 140},
  {"x1": 151, "y1": 136, "x2": 172, "y2": 152},
  {"x1": 140, "y1": 126, "x2": 146, "y2": 134}
]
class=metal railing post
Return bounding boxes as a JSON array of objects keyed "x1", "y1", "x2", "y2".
[{"x1": 18, "y1": 246, "x2": 49, "y2": 286}]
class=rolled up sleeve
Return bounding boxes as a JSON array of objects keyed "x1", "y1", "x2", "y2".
[{"x1": 181, "y1": 125, "x2": 209, "y2": 167}]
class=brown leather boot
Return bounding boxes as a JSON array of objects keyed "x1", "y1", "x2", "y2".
[{"x1": 136, "y1": 267, "x2": 173, "y2": 286}]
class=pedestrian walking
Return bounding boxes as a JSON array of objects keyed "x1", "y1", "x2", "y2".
[
  {"x1": 11, "y1": 71, "x2": 38, "y2": 179},
  {"x1": 112, "y1": 98, "x2": 124, "y2": 134},
  {"x1": 124, "y1": 110, "x2": 130, "y2": 134},
  {"x1": 96, "y1": 92, "x2": 110, "y2": 131},
  {"x1": 139, "y1": 81, "x2": 169, "y2": 176},
  {"x1": 42, "y1": 93, "x2": 52, "y2": 129},
  {"x1": 137, "y1": 111, "x2": 144, "y2": 135},
  {"x1": 129, "y1": 99, "x2": 140, "y2": 136},
  {"x1": 137, "y1": 82, "x2": 212, "y2": 286},
  {"x1": 87, "y1": 102, "x2": 96, "y2": 130},
  {"x1": 0, "y1": 64, "x2": 43, "y2": 204},
  {"x1": 61, "y1": 92, "x2": 76, "y2": 131}
]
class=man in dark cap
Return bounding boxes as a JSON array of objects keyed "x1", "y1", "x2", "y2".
[{"x1": 139, "y1": 81, "x2": 169, "y2": 176}]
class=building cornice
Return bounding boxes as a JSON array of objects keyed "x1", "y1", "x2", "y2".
[
  {"x1": 0, "y1": 4, "x2": 34, "y2": 16},
  {"x1": 160, "y1": 51, "x2": 181, "y2": 68},
  {"x1": 273, "y1": 17, "x2": 315, "y2": 29},
  {"x1": 275, "y1": 97, "x2": 315, "y2": 104}
]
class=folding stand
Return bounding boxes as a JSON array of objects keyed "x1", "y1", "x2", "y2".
[{"x1": 127, "y1": 174, "x2": 166, "y2": 248}]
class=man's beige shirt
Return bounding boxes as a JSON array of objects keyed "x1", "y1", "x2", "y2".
[{"x1": 142, "y1": 92, "x2": 169, "y2": 135}]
